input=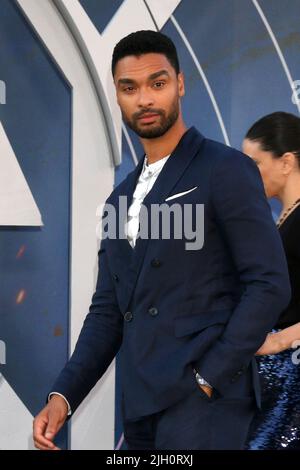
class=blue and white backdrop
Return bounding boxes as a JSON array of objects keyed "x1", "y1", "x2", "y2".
[{"x1": 0, "y1": 0, "x2": 299, "y2": 450}]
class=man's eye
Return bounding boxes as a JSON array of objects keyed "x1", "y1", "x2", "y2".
[
  {"x1": 123, "y1": 86, "x2": 135, "y2": 93},
  {"x1": 153, "y1": 81, "x2": 165, "y2": 88}
]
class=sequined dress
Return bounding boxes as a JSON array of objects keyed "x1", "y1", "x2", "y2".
[
  {"x1": 246, "y1": 340, "x2": 300, "y2": 449},
  {"x1": 246, "y1": 206, "x2": 300, "y2": 449}
]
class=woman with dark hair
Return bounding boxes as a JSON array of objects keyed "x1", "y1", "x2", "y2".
[{"x1": 243, "y1": 111, "x2": 300, "y2": 449}]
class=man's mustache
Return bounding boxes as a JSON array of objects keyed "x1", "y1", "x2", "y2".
[{"x1": 133, "y1": 109, "x2": 165, "y2": 120}]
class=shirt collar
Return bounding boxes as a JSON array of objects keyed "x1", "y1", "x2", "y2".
[{"x1": 142, "y1": 154, "x2": 170, "y2": 177}]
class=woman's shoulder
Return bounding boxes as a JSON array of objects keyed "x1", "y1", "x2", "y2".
[
  {"x1": 280, "y1": 205, "x2": 300, "y2": 255},
  {"x1": 282, "y1": 204, "x2": 300, "y2": 228},
  {"x1": 291, "y1": 204, "x2": 300, "y2": 225}
]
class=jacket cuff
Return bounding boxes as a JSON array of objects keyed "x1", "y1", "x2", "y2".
[
  {"x1": 194, "y1": 340, "x2": 251, "y2": 396},
  {"x1": 48, "y1": 392, "x2": 72, "y2": 416}
]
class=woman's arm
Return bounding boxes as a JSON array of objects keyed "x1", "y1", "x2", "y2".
[{"x1": 256, "y1": 322, "x2": 300, "y2": 355}]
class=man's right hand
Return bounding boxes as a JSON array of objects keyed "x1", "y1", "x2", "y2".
[{"x1": 33, "y1": 394, "x2": 68, "y2": 450}]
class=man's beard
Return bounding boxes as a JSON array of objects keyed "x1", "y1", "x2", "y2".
[{"x1": 122, "y1": 100, "x2": 179, "y2": 139}]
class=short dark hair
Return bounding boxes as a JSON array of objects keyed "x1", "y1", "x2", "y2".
[
  {"x1": 245, "y1": 111, "x2": 300, "y2": 165},
  {"x1": 111, "y1": 30, "x2": 180, "y2": 77}
]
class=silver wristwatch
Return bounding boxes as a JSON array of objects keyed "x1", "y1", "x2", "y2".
[{"x1": 193, "y1": 368, "x2": 212, "y2": 388}]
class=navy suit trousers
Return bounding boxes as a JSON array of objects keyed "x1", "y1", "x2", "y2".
[{"x1": 123, "y1": 372, "x2": 256, "y2": 450}]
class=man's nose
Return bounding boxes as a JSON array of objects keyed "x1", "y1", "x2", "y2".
[{"x1": 137, "y1": 87, "x2": 154, "y2": 108}]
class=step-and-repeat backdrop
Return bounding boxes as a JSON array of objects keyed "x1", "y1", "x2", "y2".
[{"x1": 0, "y1": 0, "x2": 299, "y2": 449}]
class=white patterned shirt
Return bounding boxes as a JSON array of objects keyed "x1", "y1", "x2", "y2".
[{"x1": 126, "y1": 154, "x2": 170, "y2": 248}]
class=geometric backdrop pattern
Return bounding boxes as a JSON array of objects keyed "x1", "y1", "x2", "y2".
[{"x1": 0, "y1": 0, "x2": 71, "y2": 449}]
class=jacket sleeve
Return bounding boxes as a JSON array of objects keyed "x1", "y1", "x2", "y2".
[
  {"x1": 195, "y1": 151, "x2": 291, "y2": 396},
  {"x1": 49, "y1": 237, "x2": 123, "y2": 414}
]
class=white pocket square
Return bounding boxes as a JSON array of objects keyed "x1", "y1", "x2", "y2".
[{"x1": 165, "y1": 186, "x2": 198, "y2": 201}]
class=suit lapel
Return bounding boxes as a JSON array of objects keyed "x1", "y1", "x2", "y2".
[
  {"x1": 122, "y1": 155, "x2": 145, "y2": 209},
  {"x1": 112, "y1": 155, "x2": 144, "y2": 261},
  {"x1": 142, "y1": 126, "x2": 204, "y2": 208}
]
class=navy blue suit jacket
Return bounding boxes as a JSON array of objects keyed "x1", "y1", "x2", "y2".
[{"x1": 51, "y1": 127, "x2": 290, "y2": 420}]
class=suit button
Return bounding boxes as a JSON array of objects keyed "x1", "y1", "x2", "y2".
[
  {"x1": 151, "y1": 258, "x2": 162, "y2": 267},
  {"x1": 124, "y1": 311, "x2": 133, "y2": 322},
  {"x1": 113, "y1": 274, "x2": 119, "y2": 282},
  {"x1": 148, "y1": 307, "x2": 158, "y2": 316}
]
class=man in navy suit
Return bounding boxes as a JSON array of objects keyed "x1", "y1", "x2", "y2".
[{"x1": 33, "y1": 30, "x2": 290, "y2": 450}]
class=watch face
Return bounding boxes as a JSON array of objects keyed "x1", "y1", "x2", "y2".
[{"x1": 196, "y1": 373, "x2": 211, "y2": 388}]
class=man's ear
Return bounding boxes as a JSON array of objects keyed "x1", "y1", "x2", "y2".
[{"x1": 178, "y1": 71, "x2": 185, "y2": 97}]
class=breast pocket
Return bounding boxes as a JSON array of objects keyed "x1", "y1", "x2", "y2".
[{"x1": 165, "y1": 186, "x2": 198, "y2": 202}]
